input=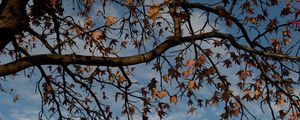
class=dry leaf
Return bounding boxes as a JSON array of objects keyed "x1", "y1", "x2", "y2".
[
  {"x1": 187, "y1": 80, "x2": 196, "y2": 90},
  {"x1": 157, "y1": 90, "x2": 168, "y2": 98},
  {"x1": 182, "y1": 68, "x2": 193, "y2": 78},
  {"x1": 254, "y1": 90, "x2": 260, "y2": 97},
  {"x1": 197, "y1": 55, "x2": 206, "y2": 65},
  {"x1": 237, "y1": 70, "x2": 251, "y2": 80},
  {"x1": 50, "y1": 0, "x2": 59, "y2": 6},
  {"x1": 151, "y1": 88, "x2": 158, "y2": 98},
  {"x1": 187, "y1": 106, "x2": 196, "y2": 114},
  {"x1": 283, "y1": 38, "x2": 290, "y2": 45},
  {"x1": 91, "y1": 31, "x2": 103, "y2": 40},
  {"x1": 127, "y1": 0, "x2": 133, "y2": 4},
  {"x1": 163, "y1": 74, "x2": 169, "y2": 82},
  {"x1": 170, "y1": 95, "x2": 177, "y2": 103},
  {"x1": 277, "y1": 98, "x2": 284, "y2": 106},
  {"x1": 121, "y1": 41, "x2": 128, "y2": 48},
  {"x1": 84, "y1": 16, "x2": 93, "y2": 28},
  {"x1": 147, "y1": 4, "x2": 160, "y2": 22},
  {"x1": 105, "y1": 16, "x2": 116, "y2": 26},
  {"x1": 13, "y1": 95, "x2": 19, "y2": 103},
  {"x1": 186, "y1": 59, "x2": 195, "y2": 66},
  {"x1": 270, "y1": 38, "x2": 280, "y2": 50}
]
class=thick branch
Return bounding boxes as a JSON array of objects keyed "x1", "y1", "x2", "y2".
[
  {"x1": 0, "y1": 0, "x2": 29, "y2": 50},
  {"x1": 0, "y1": 32, "x2": 299, "y2": 76}
]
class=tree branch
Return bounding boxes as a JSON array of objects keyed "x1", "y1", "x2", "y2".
[
  {"x1": 1, "y1": 31, "x2": 299, "y2": 76},
  {"x1": 0, "y1": 0, "x2": 29, "y2": 50}
]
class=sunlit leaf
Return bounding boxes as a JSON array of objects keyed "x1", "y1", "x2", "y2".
[
  {"x1": 163, "y1": 74, "x2": 169, "y2": 82},
  {"x1": 147, "y1": 4, "x2": 160, "y2": 22},
  {"x1": 84, "y1": 16, "x2": 93, "y2": 28},
  {"x1": 91, "y1": 31, "x2": 104, "y2": 40},
  {"x1": 157, "y1": 90, "x2": 168, "y2": 98},
  {"x1": 186, "y1": 59, "x2": 195, "y2": 66},
  {"x1": 187, "y1": 80, "x2": 196, "y2": 90},
  {"x1": 170, "y1": 95, "x2": 177, "y2": 104},
  {"x1": 182, "y1": 68, "x2": 193, "y2": 78},
  {"x1": 105, "y1": 16, "x2": 117, "y2": 26}
]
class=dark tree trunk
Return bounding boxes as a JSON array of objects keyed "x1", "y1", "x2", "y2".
[{"x1": 0, "y1": 0, "x2": 29, "y2": 51}]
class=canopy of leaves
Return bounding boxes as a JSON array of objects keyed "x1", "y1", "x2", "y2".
[{"x1": 0, "y1": 0, "x2": 300, "y2": 120}]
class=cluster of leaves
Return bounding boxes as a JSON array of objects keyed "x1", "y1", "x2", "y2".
[{"x1": 1, "y1": 0, "x2": 300, "y2": 120}]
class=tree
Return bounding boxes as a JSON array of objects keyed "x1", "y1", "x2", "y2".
[{"x1": 0, "y1": 0, "x2": 300, "y2": 119}]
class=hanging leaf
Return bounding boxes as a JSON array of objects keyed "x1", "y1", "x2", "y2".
[
  {"x1": 187, "y1": 106, "x2": 196, "y2": 114},
  {"x1": 163, "y1": 74, "x2": 169, "y2": 82},
  {"x1": 186, "y1": 59, "x2": 195, "y2": 66},
  {"x1": 84, "y1": 16, "x2": 93, "y2": 28},
  {"x1": 182, "y1": 68, "x2": 193, "y2": 78},
  {"x1": 276, "y1": 98, "x2": 285, "y2": 106},
  {"x1": 151, "y1": 88, "x2": 158, "y2": 98},
  {"x1": 105, "y1": 16, "x2": 117, "y2": 26},
  {"x1": 187, "y1": 80, "x2": 196, "y2": 90},
  {"x1": 157, "y1": 90, "x2": 168, "y2": 98},
  {"x1": 237, "y1": 70, "x2": 251, "y2": 80},
  {"x1": 197, "y1": 55, "x2": 206, "y2": 65},
  {"x1": 91, "y1": 31, "x2": 104, "y2": 40},
  {"x1": 127, "y1": 0, "x2": 133, "y2": 4},
  {"x1": 170, "y1": 95, "x2": 177, "y2": 104},
  {"x1": 270, "y1": 38, "x2": 280, "y2": 50},
  {"x1": 121, "y1": 41, "x2": 128, "y2": 48},
  {"x1": 254, "y1": 89, "x2": 260, "y2": 99},
  {"x1": 147, "y1": 4, "x2": 160, "y2": 22},
  {"x1": 13, "y1": 95, "x2": 19, "y2": 103}
]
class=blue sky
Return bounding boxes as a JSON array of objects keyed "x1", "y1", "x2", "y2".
[{"x1": 0, "y1": 0, "x2": 300, "y2": 120}]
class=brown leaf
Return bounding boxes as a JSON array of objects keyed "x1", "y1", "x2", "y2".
[
  {"x1": 295, "y1": 8, "x2": 300, "y2": 18},
  {"x1": 233, "y1": 109, "x2": 240, "y2": 116},
  {"x1": 197, "y1": 55, "x2": 206, "y2": 65},
  {"x1": 127, "y1": 0, "x2": 133, "y2": 4},
  {"x1": 157, "y1": 90, "x2": 168, "y2": 98},
  {"x1": 281, "y1": 7, "x2": 291, "y2": 17},
  {"x1": 254, "y1": 89, "x2": 260, "y2": 99},
  {"x1": 105, "y1": 16, "x2": 117, "y2": 26},
  {"x1": 147, "y1": 4, "x2": 160, "y2": 22},
  {"x1": 128, "y1": 106, "x2": 135, "y2": 115},
  {"x1": 283, "y1": 38, "x2": 290, "y2": 46},
  {"x1": 271, "y1": 0, "x2": 280, "y2": 5},
  {"x1": 266, "y1": 19, "x2": 278, "y2": 31},
  {"x1": 223, "y1": 59, "x2": 232, "y2": 68},
  {"x1": 50, "y1": 0, "x2": 59, "y2": 6},
  {"x1": 182, "y1": 68, "x2": 193, "y2": 78},
  {"x1": 147, "y1": 78, "x2": 157, "y2": 91},
  {"x1": 187, "y1": 106, "x2": 196, "y2": 114},
  {"x1": 276, "y1": 98, "x2": 285, "y2": 106},
  {"x1": 91, "y1": 31, "x2": 103, "y2": 40},
  {"x1": 163, "y1": 74, "x2": 169, "y2": 82},
  {"x1": 170, "y1": 95, "x2": 177, "y2": 104},
  {"x1": 237, "y1": 70, "x2": 251, "y2": 80},
  {"x1": 186, "y1": 59, "x2": 195, "y2": 66},
  {"x1": 84, "y1": 16, "x2": 93, "y2": 28},
  {"x1": 13, "y1": 95, "x2": 19, "y2": 103},
  {"x1": 121, "y1": 41, "x2": 128, "y2": 48},
  {"x1": 226, "y1": 19, "x2": 233, "y2": 27},
  {"x1": 151, "y1": 88, "x2": 158, "y2": 98},
  {"x1": 187, "y1": 80, "x2": 196, "y2": 90}
]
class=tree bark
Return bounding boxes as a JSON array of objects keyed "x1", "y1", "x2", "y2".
[
  {"x1": 0, "y1": 0, "x2": 29, "y2": 51},
  {"x1": 0, "y1": 31, "x2": 299, "y2": 76}
]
